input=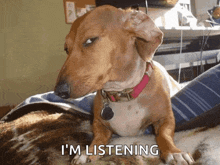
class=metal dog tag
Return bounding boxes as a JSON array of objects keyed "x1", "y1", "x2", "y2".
[{"x1": 101, "y1": 103, "x2": 114, "y2": 120}]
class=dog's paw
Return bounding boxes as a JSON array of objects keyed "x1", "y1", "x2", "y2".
[
  {"x1": 71, "y1": 150, "x2": 89, "y2": 165},
  {"x1": 71, "y1": 150, "x2": 101, "y2": 165},
  {"x1": 165, "y1": 152, "x2": 194, "y2": 165}
]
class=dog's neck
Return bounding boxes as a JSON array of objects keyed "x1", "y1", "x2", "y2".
[
  {"x1": 102, "y1": 60, "x2": 153, "y2": 102},
  {"x1": 103, "y1": 59, "x2": 148, "y2": 92}
]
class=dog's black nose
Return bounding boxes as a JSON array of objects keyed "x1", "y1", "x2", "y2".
[{"x1": 54, "y1": 81, "x2": 70, "y2": 99}]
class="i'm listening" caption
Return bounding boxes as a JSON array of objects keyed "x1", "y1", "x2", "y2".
[{"x1": 61, "y1": 144, "x2": 159, "y2": 156}]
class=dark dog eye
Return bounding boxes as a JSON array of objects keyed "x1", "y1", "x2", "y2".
[
  {"x1": 83, "y1": 37, "x2": 98, "y2": 47},
  {"x1": 64, "y1": 47, "x2": 69, "y2": 54}
]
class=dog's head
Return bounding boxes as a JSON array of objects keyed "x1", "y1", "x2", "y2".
[{"x1": 55, "y1": 5, "x2": 163, "y2": 99}]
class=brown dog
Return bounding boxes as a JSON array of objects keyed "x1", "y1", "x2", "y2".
[{"x1": 55, "y1": 5, "x2": 194, "y2": 164}]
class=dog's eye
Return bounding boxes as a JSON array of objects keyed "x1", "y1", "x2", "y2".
[
  {"x1": 83, "y1": 37, "x2": 98, "y2": 47},
  {"x1": 64, "y1": 47, "x2": 69, "y2": 54}
]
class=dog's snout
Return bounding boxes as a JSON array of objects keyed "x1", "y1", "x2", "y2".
[{"x1": 55, "y1": 81, "x2": 70, "y2": 99}]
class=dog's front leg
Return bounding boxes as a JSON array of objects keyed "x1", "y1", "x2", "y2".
[
  {"x1": 88, "y1": 118, "x2": 113, "y2": 161},
  {"x1": 72, "y1": 118, "x2": 112, "y2": 164},
  {"x1": 154, "y1": 116, "x2": 194, "y2": 165}
]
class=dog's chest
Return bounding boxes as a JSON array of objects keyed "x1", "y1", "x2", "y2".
[{"x1": 106, "y1": 99, "x2": 149, "y2": 136}]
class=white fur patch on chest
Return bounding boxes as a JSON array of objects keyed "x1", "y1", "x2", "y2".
[{"x1": 107, "y1": 99, "x2": 149, "y2": 137}]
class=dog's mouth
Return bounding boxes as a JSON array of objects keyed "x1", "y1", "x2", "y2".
[
  {"x1": 55, "y1": 67, "x2": 111, "y2": 99},
  {"x1": 64, "y1": 91, "x2": 96, "y2": 103},
  {"x1": 56, "y1": 82, "x2": 100, "y2": 100}
]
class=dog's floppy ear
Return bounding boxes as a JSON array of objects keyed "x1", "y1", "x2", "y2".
[{"x1": 122, "y1": 9, "x2": 163, "y2": 61}]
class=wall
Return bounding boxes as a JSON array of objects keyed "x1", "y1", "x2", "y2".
[
  {"x1": 67, "y1": 0, "x2": 95, "y2": 7},
  {"x1": 0, "y1": 0, "x2": 71, "y2": 106}
]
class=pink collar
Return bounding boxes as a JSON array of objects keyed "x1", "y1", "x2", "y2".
[{"x1": 101, "y1": 61, "x2": 153, "y2": 102}]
